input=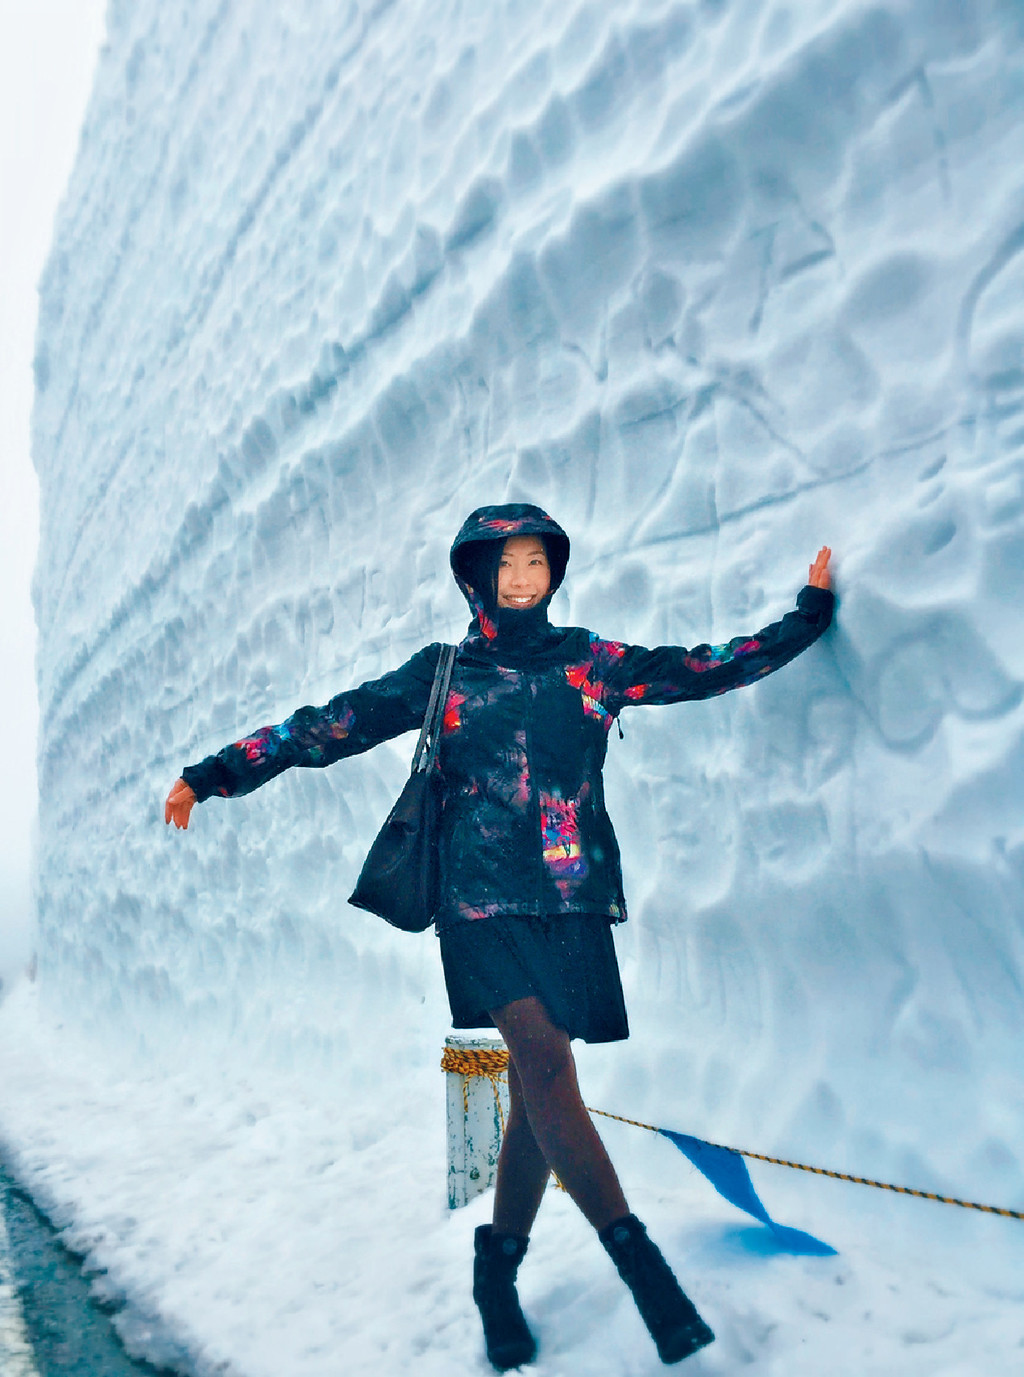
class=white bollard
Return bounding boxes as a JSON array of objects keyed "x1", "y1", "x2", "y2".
[{"x1": 442, "y1": 1034, "x2": 510, "y2": 1210}]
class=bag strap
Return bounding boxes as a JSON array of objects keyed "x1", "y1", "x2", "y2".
[{"x1": 411, "y1": 644, "x2": 456, "y2": 774}]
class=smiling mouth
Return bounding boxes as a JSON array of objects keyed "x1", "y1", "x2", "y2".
[{"x1": 504, "y1": 594, "x2": 537, "y2": 605}]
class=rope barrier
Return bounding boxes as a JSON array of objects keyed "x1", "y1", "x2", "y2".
[
  {"x1": 439, "y1": 1046, "x2": 1024, "y2": 1222},
  {"x1": 585, "y1": 1107, "x2": 1024, "y2": 1221},
  {"x1": 441, "y1": 1045, "x2": 508, "y2": 1134},
  {"x1": 440, "y1": 1046, "x2": 509, "y2": 1076}
]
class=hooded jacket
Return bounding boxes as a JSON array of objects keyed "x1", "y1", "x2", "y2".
[{"x1": 182, "y1": 504, "x2": 833, "y2": 928}]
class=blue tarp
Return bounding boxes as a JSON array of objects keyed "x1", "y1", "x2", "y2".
[{"x1": 660, "y1": 1130, "x2": 837, "y2": 1256}]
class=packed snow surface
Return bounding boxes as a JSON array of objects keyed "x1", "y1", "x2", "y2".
[{"x1": 4, "y1": 0, "x2": 1024, "y2": 1371}]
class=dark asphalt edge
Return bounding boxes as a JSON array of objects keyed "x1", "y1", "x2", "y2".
[{"x1": 1, "y1": 1155, "x2": 196, "y2": 1377}]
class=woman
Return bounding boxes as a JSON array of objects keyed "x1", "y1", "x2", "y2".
[{"x1": 166, "y1": 503, "x2": 833, "y2": 1369}]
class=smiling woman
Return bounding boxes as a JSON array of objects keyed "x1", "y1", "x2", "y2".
[
  {"x1": 166, "y1": 501, "x2": 832, "y2": 1370},
  {"x1": 496, "y1": 537, "x2": 551, "y2": 609}
]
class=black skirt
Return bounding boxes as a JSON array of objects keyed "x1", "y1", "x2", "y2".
[{"x1": 437, "y1": 912, "x2": 629, "y2": 1043}]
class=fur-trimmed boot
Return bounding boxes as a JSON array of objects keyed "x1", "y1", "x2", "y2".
[
  {"x1": 599, "y1": 1214, "x2": 714, "y2": 1364},
  {"x1": 473, "y1": 1224, "x2": 537, "y2": 1371}
]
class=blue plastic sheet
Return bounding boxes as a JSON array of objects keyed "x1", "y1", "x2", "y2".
[{"x1": 660, "y1": 1130, "x2": 837, "y2": 1256}]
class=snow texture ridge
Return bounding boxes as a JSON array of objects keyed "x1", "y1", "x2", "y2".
[{"x1": 8, "y1": 0, "x2": 1024, "y2": 1372}]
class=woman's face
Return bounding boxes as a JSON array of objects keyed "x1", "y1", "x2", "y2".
[{"x1": 497, "y1": 535, "x2": 551, "y2": 609}]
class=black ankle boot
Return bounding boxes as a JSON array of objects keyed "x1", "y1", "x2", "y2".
[
  {"x1": 599, "y1": 1214, "x2": 714, "y2": 1364},
  {"x1": 473, "y1": 1224, "x2": 538, "y2": 1371}
]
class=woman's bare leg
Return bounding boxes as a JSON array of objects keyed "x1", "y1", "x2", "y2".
[
  {"x1": 490, "y1": 995, "x2": 629, "y2": 1234},
  {"x1": 492, "y1": 1057, "x2": 552, "y2": 1237}
]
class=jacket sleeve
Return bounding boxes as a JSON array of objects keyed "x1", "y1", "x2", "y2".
[
  {"x1": 180, "y1": 643, "x2": 443, "y2": 802},
  {"x1": 598, "y1": 586, "x2": 833, "y2": 712}
]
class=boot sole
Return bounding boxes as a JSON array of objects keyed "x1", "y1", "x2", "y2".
[
  {"x1": 486, "y1": 1334, "x2": 538, "y2": 1371},
  {"x1": 657, "y1": 1317, "x2": 715, "y2": 1364}
]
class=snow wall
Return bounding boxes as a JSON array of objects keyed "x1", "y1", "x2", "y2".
[{"x1": 31, "y1": 0, "x2": 1024, "y2": 1212}]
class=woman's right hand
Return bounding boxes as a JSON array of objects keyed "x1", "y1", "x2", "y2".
[{"x1": 165, "y1": 778, "x2": 197, "y2": 830}]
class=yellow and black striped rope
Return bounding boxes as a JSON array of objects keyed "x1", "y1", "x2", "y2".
[
  {"x1": 441, "y1": 1046, "x2": 510, "y2": 1077},
  {"x1": 441, "y1": 1053, "x2": 1024, "y2": 1221},
  {"x1": 585, "y1": 1107, "x2": 1024, "y2": 1221},
  {"x1": 441, "y1": 1045, "x2": 509, "y2": 1132}
]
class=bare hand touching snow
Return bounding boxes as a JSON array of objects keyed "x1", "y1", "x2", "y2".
[{"x1": 808, "y1": 546, "x2": 832, "y2": 590}]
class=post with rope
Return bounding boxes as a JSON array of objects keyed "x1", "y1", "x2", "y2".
[{"x1": 442, "y1": 1034, "x2": 510, "y2": 1209}]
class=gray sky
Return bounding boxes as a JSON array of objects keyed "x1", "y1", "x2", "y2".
[{"x1": 0, "y1": 0, "x2": 108, "y2": 976}]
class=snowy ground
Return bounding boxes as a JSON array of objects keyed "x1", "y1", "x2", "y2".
[
  {"x1": 2, "y1": 982, "x2": 1023, "y2": 1376},
  {"x1": 0, "y1": 1155, "x2": 162, "y2": 1376},
  {"x1": 7, "y1": 0, "x2": 1024, "y2": 1371}
]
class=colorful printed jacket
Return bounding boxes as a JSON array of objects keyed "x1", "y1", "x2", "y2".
[{"x1": 181, "y1": 505, "x2": 834, "y2": 929}]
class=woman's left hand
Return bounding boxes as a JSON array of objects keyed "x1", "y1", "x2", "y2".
[{"x1": 808, "y1": 546, "x2": 831, "y2": 590}]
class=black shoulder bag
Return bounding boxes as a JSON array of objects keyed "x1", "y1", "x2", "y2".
[{"x1": 348, "y1": 644, "x2": 456, "y2": 931}]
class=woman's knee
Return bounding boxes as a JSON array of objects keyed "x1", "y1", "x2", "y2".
[
  {"x1": 492, "y1": 996, "x2": 578, "y2": 1097},
  {"x1": 517, "y1": 1039, "x2": 574, "y2": 1096}
]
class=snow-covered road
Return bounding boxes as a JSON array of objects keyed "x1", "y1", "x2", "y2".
[{"x1": 0, "y1": 1161, "x2": 164, "y2": 1377}]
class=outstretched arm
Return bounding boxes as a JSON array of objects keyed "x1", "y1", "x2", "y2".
[
  {"x1": 164, "y1": 642, "x2": 444, "y2": 825},
  {"x1": 597, "y1": 550, "x2": 834, "y2": 710}
]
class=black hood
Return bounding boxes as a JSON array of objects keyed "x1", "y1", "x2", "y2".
[{"x1": 450, "y1": 503, "x2": 570, "y2": 641}]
